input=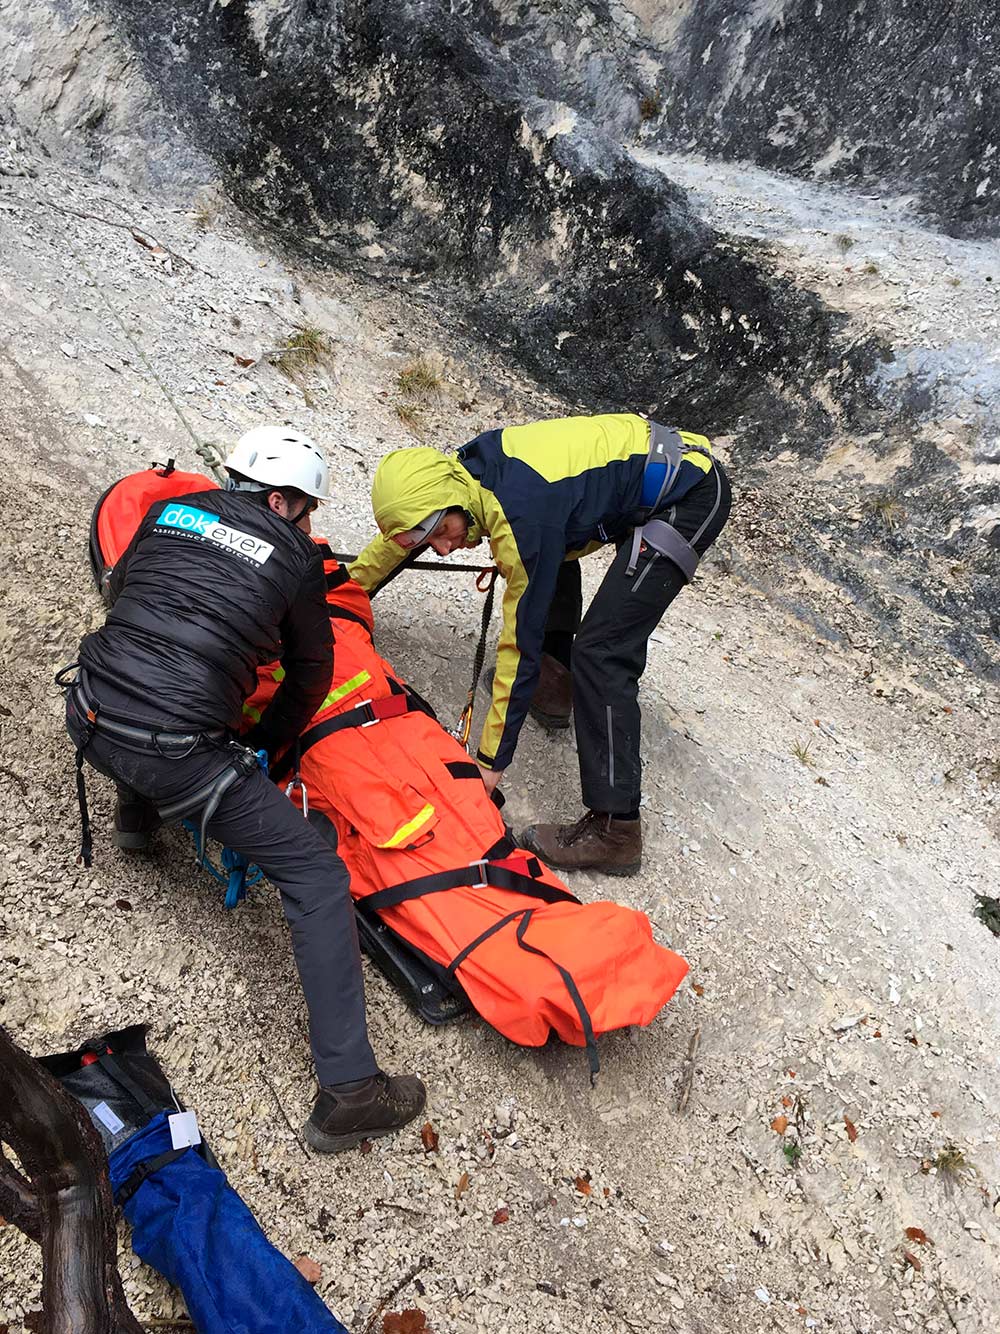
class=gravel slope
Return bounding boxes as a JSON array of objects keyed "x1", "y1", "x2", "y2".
[{"x1": 1, "y1": 160, "x2": 999, "y2": 1334}]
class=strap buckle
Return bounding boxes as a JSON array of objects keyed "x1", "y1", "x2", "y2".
[
  {"x1": 468, "y1": 859, "x2": 489, "y2": 890},
  {"x1": 360, "y1": 695, "x2": 410, "y2": 727},
  {"x1": 358, "y1": 698, "x2": 378, "y2": 726}
]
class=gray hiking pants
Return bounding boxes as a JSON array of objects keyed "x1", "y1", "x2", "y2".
[{"x1": 66, "y1": 690, "x2": 377, "y2": 1088}]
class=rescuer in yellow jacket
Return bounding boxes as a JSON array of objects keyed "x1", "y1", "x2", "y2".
[{"x1": 350, "y1": 413, "x2": 732, "y2": 875}]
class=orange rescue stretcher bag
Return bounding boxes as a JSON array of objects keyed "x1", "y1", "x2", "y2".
[{"x1": 88, "y1": 466, "x2": 689, "y2": 1075}]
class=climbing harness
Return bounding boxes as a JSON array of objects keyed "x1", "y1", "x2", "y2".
[
  {"x1": 56, "y1": 664, "x2": 226, "y2": 867},
  {"x1": 625, "y1": 421, "x2": 718, "y2": 585}
]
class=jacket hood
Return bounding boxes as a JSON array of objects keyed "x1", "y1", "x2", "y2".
[{"x1": 371, "y1": 448, "x2": 479, "y2": 538}]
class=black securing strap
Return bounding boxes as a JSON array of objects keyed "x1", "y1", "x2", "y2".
[
  {"x1": 115, "y1": 1146, "x2": 190, "y2": 1209},
  {"x1": 359, "y1": 858, "x2": 578, "y2": 915},
  {"x1": 271, "y1": 695, "x2": 418, "y2": 781},
  {"x1": 445, "y1": 761, "x2": 483, "y2": 780},
  {"x1": 445, "y1": 909, "x2": 528, "y2": 977},
  {"x1": 325, "y1": 565, "x2": 351, "y2": 592},
  {"x1": 328, "y1": 605, "x2": 371, "y2": 630},
  {"x1": 75, "y1": 743, "x2": 93, "y2": 868},
  {"x1": 514, "y1": 914, "x2": 600, "y2": 1081},
  {"x1": 97, "y1": 1053, "x2": 161, "y2": 1117},
  {"x1": 482, "y1": 832, "x2": 516, "y2": 861},
  {"x1": 441, "y1": 907, "x2": 601, "y2": 1082}
]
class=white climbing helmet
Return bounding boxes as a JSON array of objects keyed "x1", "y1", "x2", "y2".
[{"x1": 224, "y1": 425, "x2": 331, "y2": 499}]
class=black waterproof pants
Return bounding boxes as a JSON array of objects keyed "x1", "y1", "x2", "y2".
[
  {"x1": 66, "y1": 691, "x2": 377, "y2": 1089},
  {"x1": 545, "y1": 462, "x2": 732, "y2": 814}
]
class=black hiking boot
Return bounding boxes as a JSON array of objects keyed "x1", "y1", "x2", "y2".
[
  {"x1": 304, "y1": 1070, "x2": 427, "y2": 1154},
  {"x1": 113, "y1": 790, "x2": 161, "y2": 852},
  {"x1": 520, "y1": 810, "x2": 642, "y2": 877}
]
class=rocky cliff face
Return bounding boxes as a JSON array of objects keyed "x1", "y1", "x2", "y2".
[
  {"x1": 445, "y1": 0, "x2": 1000, "y2": 240},
  {"x1": 97, "y1": 0, "x2": 885, "y2": 443},
  {"x1": 3, "y1": 0, "x2": 996, "y2": 672}
]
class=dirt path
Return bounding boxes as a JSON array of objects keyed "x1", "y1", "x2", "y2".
[{"x1": 1, "y1": 162, "x2": 998, "y2": 1333}]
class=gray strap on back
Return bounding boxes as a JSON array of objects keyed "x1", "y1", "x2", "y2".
[{"x1": 633, "y1": 518, "x2": 700, "y2": 583}]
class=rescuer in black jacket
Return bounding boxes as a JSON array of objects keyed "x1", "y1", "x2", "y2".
[{"x1": 64, "y1": 427, "x2": 426, "y2": 1153}]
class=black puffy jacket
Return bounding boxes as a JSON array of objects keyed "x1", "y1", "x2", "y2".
[{"x1": 79, "y1": 489, "x2": 332, "y2": 753}]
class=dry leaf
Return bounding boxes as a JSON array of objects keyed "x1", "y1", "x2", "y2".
[
  {"x1": 787, "y1": 1069, "x2": 797, "y2": 1078},
  {"x1": 420, "y1": 1122, "x2": 439, "y2": 1154},
  {"x1": 574, "y1": 1175, "x2": 592, "y2": 1196},
  {"x1": 781, "y1": 1096, "x2": 793, "y2": 1109},
  {"x1": 873, "y1": 1029, "x2": 882, "y2": 1038},
  {"x1": 931, "y1": 1110, "x2": 941, "y2": 1118},
  {"x1": 455, "y1": 1171, "x2": 470, "y2": 1201},
  {"x1": 383, "y1": 1310, "x2": 430, "y2": 1334},
  {"x1": 902, "y1": 1249, "x2": 922, "y2": 1272},
  {"x1": 233, "y1": 354, "x2": 256, "y2": 368},
  {"x1": 906, "y1": 1034, "x2": 919, "y2": 1046},
  {"x1": 844, "y1": 1116, "x2": 859, "y2": 1143},
  {"x1": 690, "y1": 982, "x2": 705, "y2": 997},
  {"x1": 492, "y1": 1207, "x2": 510, "y2": 1225},
  {"x1": 770, "y1": 1116, "x2": 789, "y2": 1135},
  {"x1": 904, "y1": 1227, "x2": 933, "y2": 1246},
  {"x1": 293, "y1": 1254, "x2": 322, "y2": 1285}
]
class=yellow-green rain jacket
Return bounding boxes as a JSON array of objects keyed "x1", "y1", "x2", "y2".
[{"x1": 350, "y1": 414, "x2": 713, "y2": 771}]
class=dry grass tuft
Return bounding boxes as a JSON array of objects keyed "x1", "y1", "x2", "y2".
[
  {"x1": 397, "y1": 357, "x2": 443, "y2": 398},
  {"x1": 271, "y1": 325, "x2": 330, "y2": 376}
]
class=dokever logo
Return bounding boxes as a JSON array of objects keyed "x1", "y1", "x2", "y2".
[{"x1": 156, "y1": 504, "x2": 275, "y2": 565}]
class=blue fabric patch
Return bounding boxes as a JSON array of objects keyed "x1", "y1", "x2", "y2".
[{"x1": 110, "y1": 1113, "x2": 348, "y2": 1333}]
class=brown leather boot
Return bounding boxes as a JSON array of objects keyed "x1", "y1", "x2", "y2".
[
  {"x1": 303, "y1": 1070, "x2": 427, "y2": 1154},
  {"x1": 520, "y1": 810, "x2": 642, "y2": 876},
  {"x1": 528, "y1": 653, "x2": 573, "y2": 730}
]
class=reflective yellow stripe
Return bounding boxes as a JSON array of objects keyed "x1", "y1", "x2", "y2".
[
  {"x1": 272, "y1": 665, "x2": 286, "y2": 683},
  {"x1": 318, "y1": 669, "x2": 371, "y2": 713},
  {"x1": 242, "y1": 703, "x2": 261, "y2": 723},
  {"x1": 379, "y1": 803, "x2": 435, "y2": 849}
]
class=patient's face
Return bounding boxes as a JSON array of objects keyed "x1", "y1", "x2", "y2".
[{"x1": 427, "y1": 512, "x2": 476, "y2": 556}]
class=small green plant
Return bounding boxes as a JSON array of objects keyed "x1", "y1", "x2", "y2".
[
  {"x1": 639, "y1": 92, "x2": 662, "y2": 122},
  {"x1": 868, "y1": 493, "x2": 907, "y2": 531},
  {"x1": 792, "y1": 739, "x2": 814, "y2": 767},
  {"x1": 935, "y1": 1143, "x2": 973, "y2": 1185},
  {"x1": 862, "y1": 262, "x2": 879, "y2": 275},
  {"x1": 271, "y1": 324, "x2": 329, "y2": 376},
  {"x1": 947, "y1": 275, "x2": 961, "y2": 287},
  {"x1": 395, "y1": 402, "x2": 424, "y2": 433},
  {"x1": 834, "y1": 234, "x2": 855, "y2": 254},
  {"x1": 974, "y1": 894, "x2": 1000, "y2": 938},
  {"x1": 397, "y1": 356, "x2": 443, "y2": 398},
  {"x1": 783, "y1": 1142, "x2": 802, "y2": 1168}
]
